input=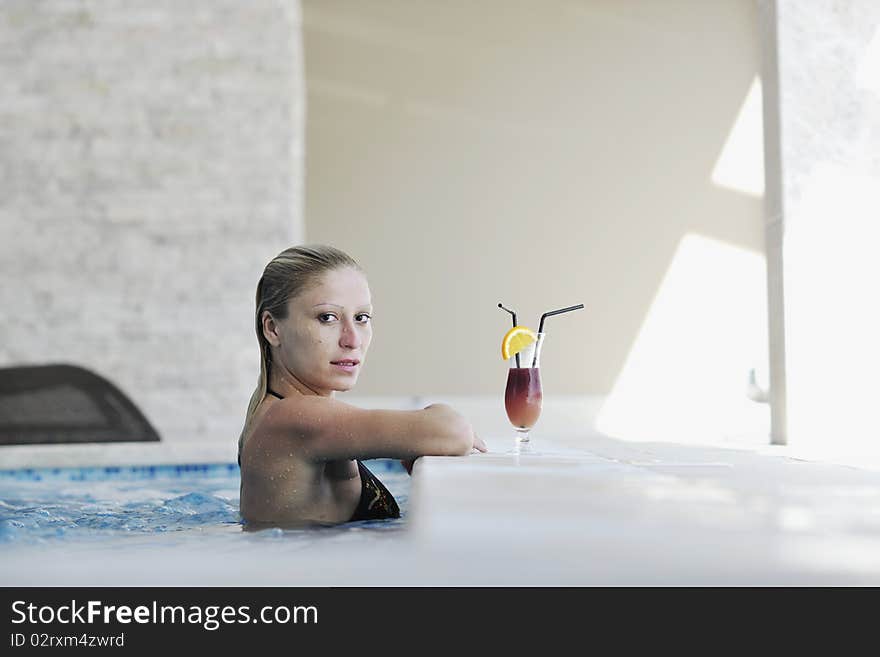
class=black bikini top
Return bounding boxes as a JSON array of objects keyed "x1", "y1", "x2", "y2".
[{"x1": 264, "y1": 388, "x2": 400, "y2": 522}]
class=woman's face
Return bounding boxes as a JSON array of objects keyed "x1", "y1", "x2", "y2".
[{"x1": 267, "y1": 267, "x2": 373, "y2": 396}]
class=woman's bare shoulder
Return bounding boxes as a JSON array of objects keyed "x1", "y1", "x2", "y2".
[
  {"x1": 260, "y1": 393, "x2": 364, "y2": 431},
  {"x1": 256, "y1": 394, "x2": 385, "y2": 450},
  {"x1": 240, "y1": 397, "x2": 330, "y2": 469}
]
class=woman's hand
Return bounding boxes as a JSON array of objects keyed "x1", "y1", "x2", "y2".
[{"x1": 422, "y1": 403, "x2": 487, "y2": 456}]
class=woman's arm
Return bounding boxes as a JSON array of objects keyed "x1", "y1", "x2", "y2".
[{"x1": 262, "y1": 396, "x2": 485, "y2": 462}]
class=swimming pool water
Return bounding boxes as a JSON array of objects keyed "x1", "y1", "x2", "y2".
[{"x1": 0, "y1": 460, "x2": 410, "y2": 545}]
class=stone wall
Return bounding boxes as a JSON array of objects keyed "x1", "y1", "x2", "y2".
[{"x1": 0, "y1": 1, "x2": 304, "y2": 445}]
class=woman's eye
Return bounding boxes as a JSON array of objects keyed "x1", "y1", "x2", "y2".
[
  {"x1": 356, "y1": 314, "x2": 372, "y2": 323},
  {"x1": 318, "y1": 313, "x2": 337, "y2": 323}
]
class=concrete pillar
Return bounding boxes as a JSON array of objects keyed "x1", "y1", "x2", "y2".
[{"x1": 760, "y1": 1, "x2": 880, "y2": 454}]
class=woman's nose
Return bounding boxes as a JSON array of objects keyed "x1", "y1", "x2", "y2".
[{"x1": 339, "y1": 319, "x2": 361, "y2": 349}]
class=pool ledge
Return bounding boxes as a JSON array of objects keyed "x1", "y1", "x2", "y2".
[
  {"x1": 0, "y1": 441, "x2": 236, "y2": 470},
  {"x1": 400, "y1": 431, "x2": 880, "y2": 584}
]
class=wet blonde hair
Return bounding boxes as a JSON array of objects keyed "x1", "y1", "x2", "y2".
[{"x1": 237, "y1": 244, "x2": 362, "y2": 461}]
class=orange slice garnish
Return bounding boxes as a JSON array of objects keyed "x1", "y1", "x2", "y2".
[{"x1": 501, "y1": 326, "x2": 537, "y2": 360}]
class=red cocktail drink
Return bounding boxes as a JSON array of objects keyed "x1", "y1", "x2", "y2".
[
  {"x1": 505, "y1": 367, "x2": 543, "y2": 430},
  {"x1": 499, "y1": 304, "x2": 582, "y2": 447},
  {"x1": 502, "y1": 330, "x2": 546, "y2": 444}
]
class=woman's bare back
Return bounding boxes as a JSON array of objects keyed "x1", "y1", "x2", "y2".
[{"x1": 239, "y1": 396, "x2": 362, "y2": 526}]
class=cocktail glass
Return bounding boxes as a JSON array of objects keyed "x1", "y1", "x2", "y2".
[{"x1": 504, "y1": 333, "x2": 545, "y2": 444}]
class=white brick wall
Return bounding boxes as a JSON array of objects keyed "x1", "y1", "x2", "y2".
[{"x1": 0, "y1": 1, "x2": 304, "y2": 444}]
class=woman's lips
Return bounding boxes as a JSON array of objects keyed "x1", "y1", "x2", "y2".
[{"x1": 331, "y1": 360, "x2": 359, "y2": 373}]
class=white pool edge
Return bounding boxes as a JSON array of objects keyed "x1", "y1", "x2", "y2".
[{"x1": 0, "y1": 440, "x2": 237, "y2": 470}]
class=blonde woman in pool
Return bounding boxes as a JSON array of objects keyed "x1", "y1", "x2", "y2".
[{"x1": 238, "y1": 244, "x2": 486, "y2": 526}]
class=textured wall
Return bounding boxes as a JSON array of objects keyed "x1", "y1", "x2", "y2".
[{"x1": 0, "y1": 1, "x2": 304, "y2": 444}]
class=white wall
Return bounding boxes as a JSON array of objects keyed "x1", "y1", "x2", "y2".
[
  {"x1": 303, "y1": 1, "x2": 768, "y2": 441},
  {"x1": 0, "y1": 1, "x2": 305, "y2": 444}
]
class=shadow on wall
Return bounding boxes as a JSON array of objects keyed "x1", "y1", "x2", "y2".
[
  {"x1": 0, "y1": 364, "x2": 161, "y2": 446},
  {"x1": 598, "y1": 69, "x2": 770, "y2": 444}
]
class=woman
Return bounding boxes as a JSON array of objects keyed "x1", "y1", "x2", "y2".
[{"x1": 238, "y1": 244, "x2": 486, "y2": 527}]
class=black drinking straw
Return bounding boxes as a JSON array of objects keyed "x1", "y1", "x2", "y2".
[
  {"x1": 498, "y1": 303, "x2": 520, "y2": 367},
  {"x1": 533, "y1": 304, "x2": 585, "y2": 367}
]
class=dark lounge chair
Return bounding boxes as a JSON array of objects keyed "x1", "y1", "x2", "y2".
[{"x1": 0, "y1": 364, "x2": 160, "y2": 445}]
